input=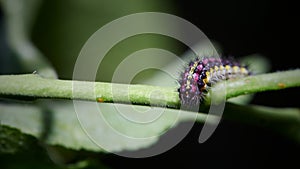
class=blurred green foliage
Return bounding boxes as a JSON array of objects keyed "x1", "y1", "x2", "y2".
[{"x1": 31, "y1": 0, "x2": 181, "y2": 79}]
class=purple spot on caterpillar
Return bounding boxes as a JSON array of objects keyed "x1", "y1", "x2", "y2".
[{"x1": 178, "y1": 56, "x2": 251, "y2": 108}]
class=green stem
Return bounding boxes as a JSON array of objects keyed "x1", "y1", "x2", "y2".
[
  {"x1": 0, "y1": 70, "x2": 300, "y2": 142},
  {"x1": 212, "y1": 69, "x2": 300, "y2": 102},
  {"x1": 0, "y1": 74, "x2": 179, "y2": 108},
  {"x1": 1, "y1": 69, "x2": 299, "y2": 108}
]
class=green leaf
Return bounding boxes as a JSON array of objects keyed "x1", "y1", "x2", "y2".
[
  {"x1": 0, "y1": 125, "x2": 38, "y2": 154},
  {"x1": 1, "y1": 0, "x2": 57, "y2": 78},
  {"x1": 0, "y1": 101, "x2": 203, "y2": 152}
]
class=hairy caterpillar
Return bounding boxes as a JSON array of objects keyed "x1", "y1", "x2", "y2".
[{"x1": 178, "y1": 57, "x2": 251, "y2": 107}]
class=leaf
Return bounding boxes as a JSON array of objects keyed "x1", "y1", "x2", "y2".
[
  {"x1": 1, "y1": 0, "x2": 57, "y2": 78},
  {"x1": 0, "y1": 101, "x2": 202, "y2": 152},
  {"x1": 0, "y1": 125, "x2": 38, "y2": 154}
]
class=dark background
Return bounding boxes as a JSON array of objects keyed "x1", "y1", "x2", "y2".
[
  {"x1": 1, "y1": 0, "x2": 299, "y2": 168},
  {"x1": 102, "y1": 1, "x2": 299, "y2": 168}
]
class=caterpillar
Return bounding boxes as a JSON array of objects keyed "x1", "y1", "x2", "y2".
[{"x1": 178, "y1": 57, "x2": 251, "y2": 107}]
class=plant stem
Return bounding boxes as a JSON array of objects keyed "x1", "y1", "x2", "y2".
[
  {"x1": 0, "y1": 69, "x2": 300, "y2": 108},
  {"x1": 0, "y1": 70, "x2": 299, "y2": 142},
  {"x1": 0, "y1": 69, "x2": 299, "y2": 108},
  {"x1": 0, "y1": 74, "x2": 179, "y2": 107},
  {"x1": 212, "y1": 69, "x2": 300, "y2": 103}
]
